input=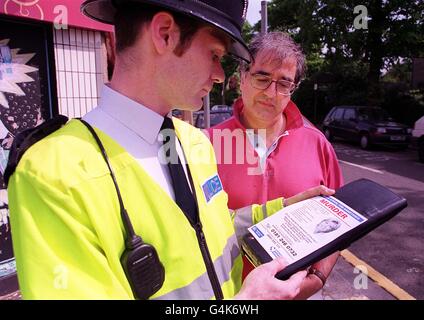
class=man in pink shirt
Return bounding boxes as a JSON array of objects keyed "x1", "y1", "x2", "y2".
[{"x1": 207, "y1": 32, "x2": 343, "y2": 299}]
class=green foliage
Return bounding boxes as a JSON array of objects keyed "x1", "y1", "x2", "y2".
[
  {"x1": 382, "y1": 60, "x2": 412, "y2": 84},
  {"x1": 210, "y1": 21, "x2": 256, "y2": 106},
  {"x1": 381, "y1": 85, "x2": 424, "y2": 126},
  {"x1": 266, "y1": 0, "x2": 424, "y2": 124}
]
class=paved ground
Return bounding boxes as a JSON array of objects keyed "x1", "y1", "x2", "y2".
[
  {"x1": 332, "y1": 141, "x2": 422, "y2": 299},
  {"x1": 312, "y1": 253, "x2": 397, "y2": 300},
  {"x1": 0, "y1": 273, "x2": 20, "y2": 300},
  {"x1": 0, "y1": 290, "x2": 20, "y2": 300}
]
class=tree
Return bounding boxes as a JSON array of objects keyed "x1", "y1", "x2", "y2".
[
  {"x1": 210, "y1": 22, "x2": 255, "y2": 106},
  {"x1": 267, "y1": 0, "x2": 424, "y2": 104}
]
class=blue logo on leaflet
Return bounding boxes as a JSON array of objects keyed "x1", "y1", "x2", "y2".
[
  {"x1": 251, "y1": 226, "x2": 264, "y2": 238},
  {"x1": 202, "y1": 175, "x2": 223, "y2": 203},
  {"x1": 271, "y1": 250, "x2": 282, "y2": 258}
]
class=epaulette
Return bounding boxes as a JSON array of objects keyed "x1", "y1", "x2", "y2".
[{"x1": 3, "y1": 115, "x2": 69, "y2": 187}]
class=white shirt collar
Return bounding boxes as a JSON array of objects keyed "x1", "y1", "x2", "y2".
[{"x1": 97, "y1": 85, "x2": 165, "y2": 145}]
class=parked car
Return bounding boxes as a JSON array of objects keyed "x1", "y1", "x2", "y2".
[
  {"x1": 194, "y1": 108, "x2": 233, "y2": 129},
  {"x1": 171, "y1": 109, "x2": 183, "y2": 120},
  {"x1": 412, "y1": 115, "x2": 424, "y2": 162},
  {"x1": 211, "y1": 104, "x2": 233, "y2": 111},
  {"x1": 322, "y1": 106, "x2": 412, "y2": 149}
]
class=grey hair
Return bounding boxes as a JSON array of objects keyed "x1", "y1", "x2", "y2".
[{"x1": 241, "y1": 32, "x2": 306, "y2": 84}]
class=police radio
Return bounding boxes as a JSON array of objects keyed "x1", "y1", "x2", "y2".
[{"x1": 80, "y1": 120, "x2": 165, "y2": 299}]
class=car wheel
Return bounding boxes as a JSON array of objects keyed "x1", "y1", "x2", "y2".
[
  {"x1": 360, "y1": 134, "x2": 370, "y2": 149},
  {"x1": 324, "y1": 128, "x2": 333, "y2": 141},
  {"x1": 419, "y1": 139, "x2": 424, "y2": 163}
]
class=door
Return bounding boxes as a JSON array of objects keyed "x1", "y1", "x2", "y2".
[
  {"x1": 340, "y1": 108, "x2": 358, "y2": 141},
  {"x1": 330, "y1": 108, "x2": 345, "y2": 138}
]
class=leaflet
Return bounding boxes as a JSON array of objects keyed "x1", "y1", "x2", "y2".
[{"x1": 247, "y1": 196, "x2": 368, "y2": 264}]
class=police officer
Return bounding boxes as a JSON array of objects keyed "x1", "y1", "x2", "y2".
[{"x1": 8, "y1": 0, "x2": 334, "y2": 299}]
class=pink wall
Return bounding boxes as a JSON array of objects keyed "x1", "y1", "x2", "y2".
[{"x1": 0, "y1": 0, "x2": 113, "y2": 32}]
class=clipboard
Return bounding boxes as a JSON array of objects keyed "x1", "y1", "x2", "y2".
[{"x1": 241, "y1": 179, "x2": 408, "y2": 280}]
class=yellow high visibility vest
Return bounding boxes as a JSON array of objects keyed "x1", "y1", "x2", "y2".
[{"x1": 8, "y1": 118, "x2": 283, "y2": 299}]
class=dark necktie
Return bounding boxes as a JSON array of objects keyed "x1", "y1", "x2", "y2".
[{"x1": 161, "y1": 117, "x2": 198, "y2": 223}]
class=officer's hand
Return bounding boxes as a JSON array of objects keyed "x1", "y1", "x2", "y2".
[
  {"x1": 294, "y1": 251, "x2": 340, "y2": 299},
  {"x1": 234, "y1": 258, "x2": 307, "y2": 300},
  {"x1": 285, "y1": 185, "x2": 335, "y2": 207}
]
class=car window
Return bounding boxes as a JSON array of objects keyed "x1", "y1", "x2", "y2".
[
  {"x1": 324, "y1": 108, "x2": 335, "y2": 121},
  {"x1": 210, "y1": 112, "x2": 232, "y2": 126},
  {"x1": 359, "y1": 108, "x2": 391, "y2": 121},
  {"x1": 343, "y1": 109, "x2": 356, "y2": 120},
  {"x1": 194, "y1": 111, "x2": 232, "y2": 128},
  {"x1": 358, "y1": 113, "x2": 368, "y2": 121},
  {"x1": 211, "y1": 105, "x2": 231, "y2": 111},
  {"x1": 195, "y1": 114, "x2": 204, "y2": 128},
  {"x1": 172, "y1": 109, "x2": 183, "y2": 120},
  {"x1": 333, "y1": 108, "x2": 345, "y2": 120}
]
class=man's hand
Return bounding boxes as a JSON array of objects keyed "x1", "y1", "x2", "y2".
[
  {"x1": 283, "y1": 185, "x2": 339, "y2": 299},
  {"x1": 284, "y1": 185, "x2": 335, "y2": 207},
  {"x1": 294, "y1": 251, "x2": 340, "y2": 299},
  {"x1": 234, "y1": 258, "x2": 307, "y2": 300}
]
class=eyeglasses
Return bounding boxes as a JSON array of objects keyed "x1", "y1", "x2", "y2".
[{"x1": 249, "y1": 72, "x2": 298, "y2": 96}]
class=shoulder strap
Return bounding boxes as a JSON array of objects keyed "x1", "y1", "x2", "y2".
[
  {"x1": 3, "y1": 115, "x2": 69, "y2": 187},
  {"x1": 78, "y1": 119, "x2": 140, "y2": 244}
]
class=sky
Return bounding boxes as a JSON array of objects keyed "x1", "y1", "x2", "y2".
[{"x1": 246, "y1": 0, "x2": 265, "y2": 25}]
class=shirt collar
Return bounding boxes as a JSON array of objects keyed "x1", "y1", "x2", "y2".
[
  {"x1": 97, "y1": 85, "x2": 165, "y2": 145},
  {"x1": 232, "y1": 97, "x2": 305, "y2": 131}
]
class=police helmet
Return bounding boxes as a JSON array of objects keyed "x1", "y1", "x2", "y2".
[{"x1": 81, "y1": 0, "x2": 251, "y2": 63}]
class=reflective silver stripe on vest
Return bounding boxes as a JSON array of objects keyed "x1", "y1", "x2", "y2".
[
  {"x1": 261, "y1": 203, "x2": 268, "y2": 219},
  {"x1": 233, "y1": 205, "x2": 254, "y2": 244},
  {"x1": 154, "y1": 234, "x2": 240, "y2": 300}
]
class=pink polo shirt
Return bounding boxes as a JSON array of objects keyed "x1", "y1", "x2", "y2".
[
  {"x1": 207, "y1": 98, "x2": 343, "y2": 210},
  {"x1": 207, "y1": 99, "x2": 343, "y2": 278}
]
